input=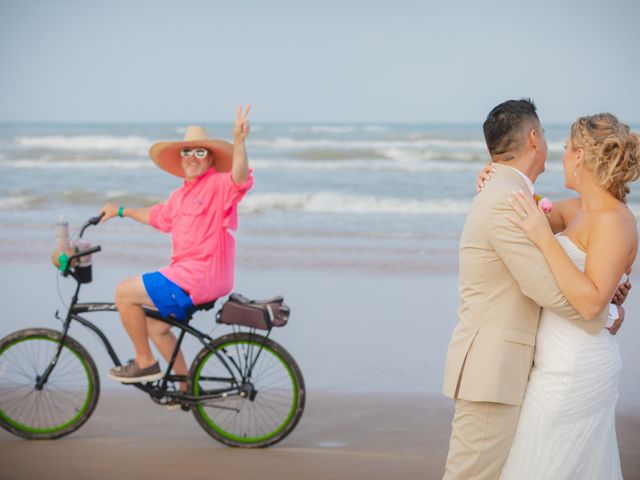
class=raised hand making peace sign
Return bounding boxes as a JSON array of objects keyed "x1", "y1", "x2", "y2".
[
  {"x1": 231, "y1": 104, "x2": 251, "y2": 184},
  {"x1": 234, "y1": 104, "x2": 251, "y2": 142}
]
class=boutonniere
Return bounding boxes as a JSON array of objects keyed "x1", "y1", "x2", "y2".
[{"x1": 533, "y1": 194, "x2": 553, "y2": 213}]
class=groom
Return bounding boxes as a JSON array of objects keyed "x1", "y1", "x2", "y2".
[{"x1": 442, "y1": 99, "x2": 623, "y2": 479}]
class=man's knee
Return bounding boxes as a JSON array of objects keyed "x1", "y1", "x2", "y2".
[
  {"x1": 115, "y1": 277, "x2": 143, "y2": 307},
  {"x1": 147, "y1": 318, "x2": 170, "y2": 337}
]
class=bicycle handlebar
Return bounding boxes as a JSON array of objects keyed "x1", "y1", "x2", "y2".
[
  {"x1": 79, "y1": 212, "x2": 105, "y2": 238},
  {"x1": 61, "y1": 213, "x2": 105, "y2": 277},
  {"x1": 63, "y1": 245, "x2": 102, "y2": 276},
  {"x1": 69, "y1": 245, "x2": 102, "y2": 263}
]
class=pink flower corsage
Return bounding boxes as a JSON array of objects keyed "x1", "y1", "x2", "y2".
[{"x1": 533, "y1": 194, "x2": 553, "y2": 213}]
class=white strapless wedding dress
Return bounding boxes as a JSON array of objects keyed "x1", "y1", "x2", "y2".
[{"x1": 501, "y1": 235, "x2": 623, "y2": 479}]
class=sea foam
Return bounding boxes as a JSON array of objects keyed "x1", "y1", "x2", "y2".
[
  {"x1": 1, "y1": 159, "x2": 152, "y2": 169},
  {"x1": 252, "y1": 137, "x2": 489, "y2": 151},
  {"x1": 251, "y1": 157, "x2": 487, "y2": 172},
  {"x1": 14, "y1": 135, "x2": 150, "y2": 153},
  {"x1": 240, "y1": 192, "x2": 471, "y2": 215},
  {"x1": 0, "y1": 195, "x2": 45, "y2": 210}
]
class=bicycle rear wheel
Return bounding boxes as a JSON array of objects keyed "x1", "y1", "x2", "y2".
[
  {"x1": 0, "y1": 328, "x2": 100, "y2": 439},
  {"x1": 190, "y1": 332, "x2": 305, "y2": 448}
]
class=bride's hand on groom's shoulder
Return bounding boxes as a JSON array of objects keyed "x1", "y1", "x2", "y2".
[
  {"x1": 476, "y1": 162, "x2": 496, "y2": 192},
  {"x1": 505, "y1": 190, "x2": 553, "y2": 247}
]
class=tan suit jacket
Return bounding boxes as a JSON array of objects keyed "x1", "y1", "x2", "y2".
[{"x1": 443, "y1": 164, "x2": 607, "y2": 406}]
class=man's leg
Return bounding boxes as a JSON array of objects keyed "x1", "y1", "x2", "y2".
[
  {"x1": 443, "y1": 399, "x2": 520, "y2": 480},
  {"x1": 115, "y1": 276, "x2": 157, "y2": 369},
  {"x1": 147, "y1": 317, "x2": 189, "y2": 392}
]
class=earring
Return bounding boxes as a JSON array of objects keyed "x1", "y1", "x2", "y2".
[{"x1": 573, "y1": 170, "x2": 577, "y2": 177}]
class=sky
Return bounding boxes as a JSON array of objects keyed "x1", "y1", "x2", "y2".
[{"x1": 0, "y1": 0, "x2": 638, "y2": 124}]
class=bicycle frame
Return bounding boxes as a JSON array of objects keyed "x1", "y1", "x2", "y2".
[
  {"x1": 39, "y1": 274, "x2": 272, "y2": 407},
  {"x1": 37, "y1": 214, "x2": 274, "y2": 408},
  {"x1": 0, "y1": 212, "x2": 304, "y2": 447}
]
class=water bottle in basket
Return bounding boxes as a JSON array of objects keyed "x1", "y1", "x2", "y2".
[
  {"x1": 55, "y1": 216, "x2": 70, "y2": 250},
  {"x1": 73, "y1": 240, "x2": 93, "y2": 283}
]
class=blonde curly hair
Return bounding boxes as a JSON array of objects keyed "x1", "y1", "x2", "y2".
[{"x1": 570, "y1": 113, "x2": 640, "y2": 202}]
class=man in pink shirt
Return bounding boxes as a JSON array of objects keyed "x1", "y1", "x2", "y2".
[{"x1": 100, "y1": 106, "x2": 253, "y2": 386}]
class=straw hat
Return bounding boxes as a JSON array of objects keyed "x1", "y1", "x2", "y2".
[{"x1": 149, "y1": 125, "x2": 233, "y2": 178}]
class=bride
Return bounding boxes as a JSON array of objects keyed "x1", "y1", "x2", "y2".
[{"x1": 479, "y1": 113, "x2": 640, "y2": 478}]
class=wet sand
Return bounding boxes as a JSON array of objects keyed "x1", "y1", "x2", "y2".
[{"x1": 0, "y1": 391, "x2": 638, "y2": 479}]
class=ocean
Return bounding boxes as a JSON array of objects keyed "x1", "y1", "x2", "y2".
[
  {"x1": 1, "y1": 121, "x2": 639, "y2": 273},
  {"x1": 2, "y1": 122, "x2": 640, "y2": 400}
]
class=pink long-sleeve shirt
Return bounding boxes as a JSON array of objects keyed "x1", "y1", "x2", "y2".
[{"x1": 149, "y1": 167, "x2": 254, "y2": 305}]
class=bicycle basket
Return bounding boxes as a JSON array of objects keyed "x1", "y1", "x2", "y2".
[{"x1": 217, "y1": 293, "x2": 290, "y2": 330}]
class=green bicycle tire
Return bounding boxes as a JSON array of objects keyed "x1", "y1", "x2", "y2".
[
  {"x1": 0, "y1": 328, "x2": 100, "y2": 439},
  {"x1": 189, "y1": 332, "x2": 305, "y2": 448}
]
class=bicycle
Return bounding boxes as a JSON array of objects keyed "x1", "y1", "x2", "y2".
[{"x1": 0, "y1": 215, "x2": 305, "y2": 448}]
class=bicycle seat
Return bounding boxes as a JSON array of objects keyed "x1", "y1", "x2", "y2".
[{"x1": 190, "y1": 300, "x2": 218, "y2": 313}]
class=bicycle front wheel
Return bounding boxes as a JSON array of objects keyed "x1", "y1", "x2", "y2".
[
  {"x1": 0, "y1": 328, "x2": 100, "y2": 439},
  {"x1": 190, "y1": 332, "x2": 305, "y2": 448}
]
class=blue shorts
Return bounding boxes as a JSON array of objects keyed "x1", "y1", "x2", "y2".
[{"x1": 142, "y1": 272, "x2": 194, "y2": 321}]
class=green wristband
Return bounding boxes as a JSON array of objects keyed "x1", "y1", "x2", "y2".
[
  {"x1": 58, "y1": 252, "x2": 69, "y2": 273},
  {"x1": 118, "y1": 206, "x2": 125, "y2": 218}
]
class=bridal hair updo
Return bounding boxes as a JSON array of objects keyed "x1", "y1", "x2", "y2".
[{"x1": 571, "y1": 113, "x2": 640, "y2": 202}]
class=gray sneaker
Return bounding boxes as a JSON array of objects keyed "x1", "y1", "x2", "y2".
[{"x1": 108, "y1": 359, "x2": 163, "y2": 384}]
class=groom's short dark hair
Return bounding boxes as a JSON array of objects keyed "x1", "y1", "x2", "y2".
[{"x1": 483, "y1": 98, "x2": 540, "y2": 159}]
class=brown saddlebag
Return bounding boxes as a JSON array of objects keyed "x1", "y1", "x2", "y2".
[{"x1": 217, "y1": 293, "x2": 290, "y2": 330}]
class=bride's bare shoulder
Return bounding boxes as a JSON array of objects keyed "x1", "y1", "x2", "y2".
[
  {"x1": 587, "y1": 206, "x2": 638, "y2": 268},
  {"x1": 591, "y1": 205, "x2": 638, "y2": 242}
]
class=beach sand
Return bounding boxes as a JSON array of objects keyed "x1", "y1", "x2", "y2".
[
  {"x1": 1, "y1": 245, "x2": 639, "y2": 479},
  {"x1": 0, "y1": 391, "x2": 638, "y2": 479}
]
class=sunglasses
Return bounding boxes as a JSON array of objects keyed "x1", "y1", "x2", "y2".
[{"x1": 180, "y1": 148, "x2": 210, "y2": 159}]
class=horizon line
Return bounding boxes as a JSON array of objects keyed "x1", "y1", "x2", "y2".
[{"x1": 3, "y1": 119, "x2": 637, "y2": 126}]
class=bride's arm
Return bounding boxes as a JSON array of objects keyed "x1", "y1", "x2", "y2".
[
  {"x1": 474, "y1": 163, "x2": 575, "y2": 234},
  {"x1": 508, "y1": 191, "x2": 634, "y2": 321}
]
